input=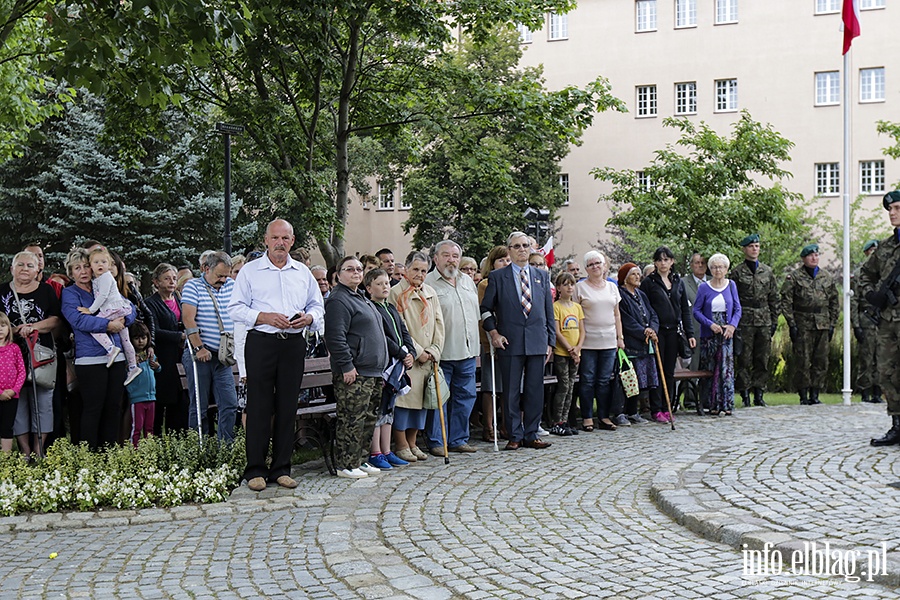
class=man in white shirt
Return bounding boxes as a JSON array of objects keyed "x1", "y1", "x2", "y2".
[{"x1": 228, "y1": 219, "x2": 324, "y2": 491}]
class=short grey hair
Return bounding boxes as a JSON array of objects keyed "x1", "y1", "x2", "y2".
[
  {"x1": 310, "y1": 264, "x2": 327, "y2": 274},
  {"x1": 506, "y1": 231, "x2": 529, "y2": 246},
  {"x1": 434, "y1": 240, "x2": 462, "y2": 256},
  {"x1": 707, "y1": 253, "x2": 730, "y2": 270},
  {"x1": 583, "y1": 250, "x2": 606, "y2": 267},
  {"x1": 205, "y1": 251, "x2": 233, "y2": 270},
  {"x1": 65, "y1": 248, "x2": 90, "y2": 278},
  {"x1": 11, "y1": 251, "x2": 38, "y2": 271},
  {"x1": 405, "y1": 251, "x2": 431, "y2": 269}
]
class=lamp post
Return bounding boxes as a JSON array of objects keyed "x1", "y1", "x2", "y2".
[
  {"x1": 215, "y1": 122, "x2": 244, "y2": 255},
  {"x1": 523, "y1": 207, "x2": 550, "y2": 246}
]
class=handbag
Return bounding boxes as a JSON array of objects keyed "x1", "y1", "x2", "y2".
[
  {"x1": 11, "y1": 285, "x2": 57, "y2": 390},
  {"x1": 422, "y1": 363, "x2": 450, "y2": 410},
  {"x1": 202, "y1": 282, "x2": 236, "y2": 366},
  {"x1": 617, "y1": 349, "x2": 640, "y2": 398},
  {"x1": 676, "y1": 323, "x2": 693, "y2": 360}
]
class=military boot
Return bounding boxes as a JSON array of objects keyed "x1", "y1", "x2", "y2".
[
  {"x1": 799, "y1": 388, "x2": 809, "y2": 405},
  {"x1": 810, "y1": 388, "x2": 822, "y2": 404},
  {"x1": 870, "y1": 415, "x2": 900, "y2": 446},
  {"x1": 753, "y1": 388, "x2": 767, "y2": 407},
  {"x1": 872, "y1": 386, "x2": 884, "y2": 404},
  {"x1": 740, "y1": 389, "x2": 751, "y2": 408},
  {"x1": 861, "y1": 388, "x2": 873, "y2": 403}
]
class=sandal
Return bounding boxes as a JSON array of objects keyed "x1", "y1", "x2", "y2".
[
  {"x1": 482, "y1": 427, "x2": 496, "y2": 442},
  {"x1": 598, "y1": 419, "x2": 617, "y2": 431},
  {"x1": 582, "y1": 422, "x2": 595, "y2": 432}
]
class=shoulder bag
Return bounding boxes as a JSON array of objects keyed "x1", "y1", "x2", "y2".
[
  {"x1": 202, "y1": 282, "x2": 236, "y2": 366},
  {"x1": 617, "y1": 348, "x2": 640, "y2": 398},
  {"x1": 422, "y1": 363, "x2": 450, "y2": 410},
  {"x1": 11, "y1": 284, "x2": 57, "y2": 389}
]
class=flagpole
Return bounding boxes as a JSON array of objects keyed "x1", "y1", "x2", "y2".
[{"x1": 841, "y1": 49, "x2": 852, "y2": 406}]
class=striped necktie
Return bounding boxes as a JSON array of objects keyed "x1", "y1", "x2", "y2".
[{"x1": 520, "y1": 268, "x2": 531, "y2": 316}]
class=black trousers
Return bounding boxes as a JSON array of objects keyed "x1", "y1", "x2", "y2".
[
  {"x1": 244, "y1": 332, "x2": 305, "y2": 481},
  {"x1": 75, "y1": 362, "x2": 126, "y2": 450}
]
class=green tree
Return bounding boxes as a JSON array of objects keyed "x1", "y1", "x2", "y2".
[
  {"x1": 592, "y1": 112, "x2": 804, "y2": 269},
  {"x1": 401, "y1": 28, "x2": 625, "y2": 259},
  {"x1": 877, "y1": 120, "x2": 900, "y2": 188}
]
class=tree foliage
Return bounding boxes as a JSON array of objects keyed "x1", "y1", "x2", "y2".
[
  {"x1": 877, "y1": 120, "x2": 900, "y2": 182},
  {"x1": 592, "y1": 112, "x2": 804, "y2": 269}
]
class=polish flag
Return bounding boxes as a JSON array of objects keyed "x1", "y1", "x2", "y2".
[
  {"x1": 842, "y1": 0, "x2": 860, "y2": 55},
  {"x1": 540, "y1": 236, "x2": 555, "y2": 267}
]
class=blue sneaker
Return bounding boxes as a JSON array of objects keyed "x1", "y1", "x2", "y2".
[
  {"x1": 384, "y1": 452, "x2": 409, "y2": 466},
  {"x1": 368, "y1": 454, "x2": 393, "y2": 470}
]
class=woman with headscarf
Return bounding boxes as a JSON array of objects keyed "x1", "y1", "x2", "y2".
[{"x1": 617, "y1": 263, "x2": 660, "y2": 421}]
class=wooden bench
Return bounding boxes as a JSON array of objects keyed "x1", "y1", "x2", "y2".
[{"x1": 674, "y1": 366, "x2": 713, "y2": 415}]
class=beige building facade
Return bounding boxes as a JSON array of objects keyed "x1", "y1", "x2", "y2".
[{"x1": 323, "y1": 0, "x2": 898, "y2": 266}]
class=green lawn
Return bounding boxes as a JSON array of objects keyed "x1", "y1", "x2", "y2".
[{"x1": 719, "y1": 392, "x2": 868, "y2": 408}]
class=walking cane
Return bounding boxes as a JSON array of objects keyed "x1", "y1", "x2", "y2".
[
  {"x1": 650, "y1": 338, "x2": 675, "y2": 431},
  {"x1": 24, "y1": 332, "x2": 44, "y2": 457},
  {"x1": 432, "y1": 362, "x2": 449, "y2": 464},
  {"x1": 489, "y1": 344, "x2": 499, "y2": 452},
  {"x1": 190, "y1": 350, "x2": 204, "y2": 448}
]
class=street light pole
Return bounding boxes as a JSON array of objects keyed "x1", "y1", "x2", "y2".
[{"x1": 215, "y1": 123, "x2": 244, "y2": 255}]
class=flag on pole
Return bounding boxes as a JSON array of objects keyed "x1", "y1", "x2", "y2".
[
  {"x1": 539, "y1": 236, "x2": 554, "y2": 267},
  {"x1": 842, "y1": 0, "x2": 860, "y2": 55}
]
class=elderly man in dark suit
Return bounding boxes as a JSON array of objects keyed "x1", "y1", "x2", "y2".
[{"x1": 480, "y1": 231, "x2": 556, "y2": 450}]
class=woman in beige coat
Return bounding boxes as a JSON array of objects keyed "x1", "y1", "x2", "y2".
[{"x1": 389, "y1": 251, "x2": 445, "y2": 462}]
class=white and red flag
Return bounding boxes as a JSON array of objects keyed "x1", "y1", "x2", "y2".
[
  {"x1": 539, "y1": 236, "x2": 555, "y2": 267},
  {"x1": 842, "y1": 0, "x2": 860, "y2": 55}
]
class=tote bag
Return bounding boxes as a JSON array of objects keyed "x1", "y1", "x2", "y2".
[{"x1": 617, "y1": 349, "x2": 640, "y2": 398}]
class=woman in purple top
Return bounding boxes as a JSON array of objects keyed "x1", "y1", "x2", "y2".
[{"x1": 692, "y1": 253, "x2": 742, "y2": 415}]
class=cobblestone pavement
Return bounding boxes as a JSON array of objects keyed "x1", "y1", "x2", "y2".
[{"x1": 1, "y1": 403, "x2": 899, "y2": 599}]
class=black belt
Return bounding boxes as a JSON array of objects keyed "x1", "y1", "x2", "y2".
[{"x1": 249, "y1": 330, "x2": 305, "y2": 340}]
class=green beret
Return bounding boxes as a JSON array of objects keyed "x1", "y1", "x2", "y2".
[
  {"x1": 739, "y1": 233, "x2": 760, "y2": 247},
  {"x1": 884, "y1": 190, "x2": 900, "y2": 210},
  {"x1": 800, "y1": 244, "x2": 819, "y2": 258},
  {"x1": 863, "y1": 239, "x2": 879, "y2": 253}
]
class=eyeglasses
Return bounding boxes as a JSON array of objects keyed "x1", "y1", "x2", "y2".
[
  {"x1": 509, "y1": 243, "x2": 530, "y2": 250},
  {"x1": 341, "y1": 266, "x2": 364, "y2": 273},
  {"x1": 586, "y1": 262, "x2": 605, "y2": 268}
]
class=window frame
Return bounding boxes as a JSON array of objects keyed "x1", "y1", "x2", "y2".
[
  {"x1": 715, "y1": 78, "x2": 738, "y2": 112},
  {"x1": 814, "y1": 71, "x2": 840, "y2": 106},
  {"x1": 635, "y1": 0, "x2": 658, "y2": 32},
  {"x1": 815, "y1": 163, "x2": 840, "y2": 197},
  {"x1": 860, "y1": 67, "x2": 886, "y2": 103},
  {"x1": 715, "y1": 0, "x2": 738, "y2": 24},
  {"x1": 675, "y1": 0, "x2": 697, "y2": 28},
  {"x1": 636, "y1": 85, "x2": 658, "y2": 117},
  {"x1": 860, "y1": 160, "x2": 886, "y2": 195},
  {"x1": 548, "y1": 12, "x2": 568, "y2": 40},
  {"x1": 815, "y1": 0, "x2": 840, "y2": 14},
  {"x1": 377, "y1": 181, "x2": 395, "y2": 210},
  {"x1": 859, "y1": 0, "x2": 885, "y2": 9},
  {"x1": 559, "y1": 173, "x2": 570, "y2": 206},
  {"x1": 675, "y1": 81, "x2": 697, "y2": 115},
  {"x1": 517, "y1": 23, "x2": 533, "y2": 44}
]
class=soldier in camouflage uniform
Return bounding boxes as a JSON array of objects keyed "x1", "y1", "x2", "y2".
[
  {"x1": 851, "y1": 240, "x2": 882, "y2": 404},
  {"x1": 859, "y1": 191, "x2": 900, "y2": 446},
  {"x1": 731, "y1": 234, "x2": 779, "y2": 407},
  {"x1": 780, "y1": 243, "x2": 840, "y2": 405}
]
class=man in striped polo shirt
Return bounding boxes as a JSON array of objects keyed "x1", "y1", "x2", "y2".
[{"x1": 182, "y1": 251, "x2": 239, "y2": 441}]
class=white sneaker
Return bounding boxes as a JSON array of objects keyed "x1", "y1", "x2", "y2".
[
  {"x1": 359, "y1": 462, "x2": 382, "y2": 475},
  {"x1": 537, "y1": 426, "x2": 550, "y2": 437},
  {"x1": 124, "y1": 366, "x2": 143, "y2": 386},
  {"x1": 106, "y1": 347, "x2": 121, "y2": 368},
  {"x1": 337, "y1": 468, "x2": 367, "y2": 479}
]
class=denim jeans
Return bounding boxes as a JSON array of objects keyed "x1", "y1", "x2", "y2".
[
  {"x1": 183, "y1": 348, "x2": 238, "y2": 442},
  {"x1": 426, "y1": 357, "x2": 477, "y2": 448},
  {"x1": 579, "y1": 348, "x2": 617, "y2": 420}
]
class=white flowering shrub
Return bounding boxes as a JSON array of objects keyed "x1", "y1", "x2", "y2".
[{"x1": 0, "y1": 430, "x2": 245, "y2": 516}]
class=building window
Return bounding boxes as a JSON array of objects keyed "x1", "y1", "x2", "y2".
[
  {"x1": 517, "y1": 23, "x2": 532, "y2": 43},
  {"x1": 815, "y1": 71, "x2": 840, "y2": 106},
  {"x1": 559, "y1": 173, "x2": 570, "y2": 205},
  {"x1": 675, "y1": 0, "x2": 697, "y2": 27},
  {"x1": 548, "y1": 12, "x2": 568, "y2": 40},
  {"x1": 715, "y1": 0, "x2": 738, "y2": 23},
  {"x1": 860, "y1": 67, "x2": 885, "y2": 102},
  {"x1": 636, "y1": 85, "x2": 658, "y2": 117},
  {"x1": 636, "y1": 171, "x2": 653, "y2": 191},
  {"x1": 398, "y1": 183, "x2": 411, "y2": 210},
  {"x1": 715, "y1": 79, "x2": 738, "y2": 111},
  {"x1": 378, "y1": 182, "x2": 394, "y2": 210},
  {"x1": 859, "y1": 0, "x2": 885, "y2": 8},
  {"x1": 675, "y1": 82, "x2": 697, "y2": 114},
  {"x1": 636, "y1": 0, "x2": 658, "y2": 31},
  {"x1": 815, "y1": 163, "x2": 840, "y2": 196},
  {"x1": 860, "y1": 161, "x2": 886, "y2": 195},
  {"x1": 815, "y1": 0, "x2": 840, "y2": 13}
]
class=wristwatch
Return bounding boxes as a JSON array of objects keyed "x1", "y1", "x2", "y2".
[{"x1": 192, "y1": 345, "x2": 204, "y2": 354}]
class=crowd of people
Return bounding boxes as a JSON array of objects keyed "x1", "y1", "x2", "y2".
[{"x1": 2, "y1": 189, "x2": 899, "y2": 479}]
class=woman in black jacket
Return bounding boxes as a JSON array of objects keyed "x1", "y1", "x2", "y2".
[
  {"x1": 143, "y1": 263, "x2": 188, "y2": 435},
  {"x1": 618, "y1": 263, "x2": 660, "y2": 420},
  {"x1": 640, "y1": 247, "x2": 696, "y2": 421}
]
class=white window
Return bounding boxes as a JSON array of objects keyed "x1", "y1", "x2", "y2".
[
  {"x1": 517, "y1": 23, "x2": 532, "y2": 43},
  {"x1": 675, "y1": 0, "x2": 697, "y2": 27},
  {"x1": 715, "y1": 0, "x2": 738, "y2": 23},
  {"x1": 636, "y1": 85, "x2": 657, "y2": 117},
  {"x1": 636, "y1": 171, "x2": 653, "y2": 191},
  {"x1": 860, "y1": 0, "x2": 885, "y2": 9},
  {"x1": 860, "y1": 161, "x2": 886, "y2": 194},
  {"x1": 548, "y1": 13, "x2": 568, "y2": 40},
  {"x1": 636, "y1": 0, "x2": 658, "y2": 31},
  {"x1": 715, "y1": 79, "x2": 738, "y2": 111},
  {"x1": 675, "y1": 82, "x2": 697, "y2": 114},
  {"x1": 559, "y1": 174, "x2": 570, "y2": 205},
  {"x1": 815, "y1": 71, "x2": 840, "y2": 105},
  {"x1": 378, "y1": 182, "x2": 394, "y2": 210},
  {"x1": 860, "y1": 67, "x2": 885, "y2": 102},
  {"x1": 815, "y1": 163, "x2": 840, "y2": 196},
  {"x1": 815, "y1": 0, "x2": 840, "y2": 13},
  {"x1": 398, "y1": 183, "x2": 411, "y2": 210}
]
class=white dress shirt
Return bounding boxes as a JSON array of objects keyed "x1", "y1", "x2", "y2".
[{"x1": 227, "y1": 253, "x2": 324, "y2": 334}]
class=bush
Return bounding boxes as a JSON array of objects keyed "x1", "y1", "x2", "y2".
[{"x1": 0, "y1": 429, "x2": 246, "y2": 516}]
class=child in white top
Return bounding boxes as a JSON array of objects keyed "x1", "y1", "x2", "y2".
[{"x1": 77, "y1": 248, "x2": 142, "y2": 385}]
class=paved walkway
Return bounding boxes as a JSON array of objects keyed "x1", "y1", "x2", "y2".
[{"x1": 1, "y1": 403, "x2": 898, "y2": 598}]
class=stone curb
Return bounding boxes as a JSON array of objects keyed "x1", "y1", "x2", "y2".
[{"x1": 651, "y1": 462, "x2": 900, "y2": 588}]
